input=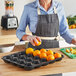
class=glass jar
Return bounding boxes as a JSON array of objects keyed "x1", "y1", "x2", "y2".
[{"x1": 5, "y1": 0, "x2": 14, "y2": 16}]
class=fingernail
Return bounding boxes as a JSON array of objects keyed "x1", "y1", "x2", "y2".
[
  {"x1": 36, "y1": 41, "x2": 38, "y2": 44},
  {"x1": 33, "y1": 44, "x2": 35, "y2": 46}
]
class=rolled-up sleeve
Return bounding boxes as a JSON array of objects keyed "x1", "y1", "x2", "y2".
[
  {"x1": 16, "y1": 6, "x2": 28, "y2": 40},
  {"x1": 58, "y1": 2, "x2": 74, "y2": 43}
]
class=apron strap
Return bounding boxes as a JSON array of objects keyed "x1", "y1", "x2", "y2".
[
  {"x1": 53, "y1": 6, "x2": 57, "y2": 14},
  {"x1": 37, "y1": 7, "x2": 41, "y2": 15},
  {"x1": 37, "y1": 6, "x2": 57, "y2": 15},
  {"x1": 38, "y1": 36, "x2": 60, "y2": 41}
]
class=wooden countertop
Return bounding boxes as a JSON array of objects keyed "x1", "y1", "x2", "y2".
[
  {"x1": 0, "y1": 26, "x2": 31, "y2": 45},
  {"x1": 0, "y1": 26, "x2": 19, "y2": 45},
  {"x1": 0, "y1": 46, "x2": 76, "y2": 76}
]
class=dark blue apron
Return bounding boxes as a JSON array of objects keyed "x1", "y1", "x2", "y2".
[{"x1": 28, "y1": 6, "x2": 59, "y2": 49}]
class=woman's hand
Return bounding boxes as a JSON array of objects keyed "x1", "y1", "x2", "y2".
[
  {"x1": 71, "y1": 38, "x2": 76, "y2": 45},
  {"x1": 22, "y1": 35, "x2": 41, "y2": 46}
]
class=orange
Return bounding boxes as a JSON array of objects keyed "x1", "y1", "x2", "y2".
[
  {"x1": 47, "y1": 55, "x2": 55, "y2": 61},
  {"x1": 66, "y1": 49, "x2": 70, "y2": 53},
  {"x1": 70, "y1": 25, "x2": 76, "y2": 29},
  {"x1": 72, "y1": 25, "x2": 76, "y2": 29},
  {"x1": 40, "y1": 53, "x2": 47, "y2": 59},
  {"x1": 34, "y1": 39, "x2": 41, "y2": 46},
  {"x1": 26, "y1": 48, "x2": 34, "y2": 54},
  {"x1": 40, "y1": 49, "x2": 46, "y2": 53},
  {"x1": 33, "y1": 50, "x2": 41, "y2": 56},
  {"x1": 75, "y1": 24, "x2": 76, "y2": 28},
  {"x1": 70, "y1": 48, "x2": 73, "y2": 51},
  {"x1": 54, "y1": 53, "x2": 61, "y2": 58},
  {"x1": 46, "y1": 50, "x2": 54, "y2": 56}
]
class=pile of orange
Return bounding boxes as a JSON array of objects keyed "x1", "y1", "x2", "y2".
[
  {"x1": 66, "y1": 48, "x2": 76, "y2": 54},
  {"x1": 25, "y1": 48, "x2": 62, "y2": 61},
  {"x1": 69, "y1": 24, "x2": 76, "y2": 29}
]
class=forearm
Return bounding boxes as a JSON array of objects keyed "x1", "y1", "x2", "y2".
[
  {"x1": 16, "y1": 5, "x2": 29, "y2": 40},
  {"x1": 61, "y1": 31, "x2": 74, "y2": 44}
]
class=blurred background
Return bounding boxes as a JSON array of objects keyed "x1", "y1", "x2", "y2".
[
  {"x1": 0, "y1": 0, "x2": 76, "y2": 48},
  {"x1": 0, "y1": 0, "x2": 76, "y2": 25}
]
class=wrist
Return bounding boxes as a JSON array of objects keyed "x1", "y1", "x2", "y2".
[
  {"x1": 71, "y1": 38, "x2": 76, "y2": 45},
  {"x1": 22, "y1": 35, "x2": 29, "y2": 41}
]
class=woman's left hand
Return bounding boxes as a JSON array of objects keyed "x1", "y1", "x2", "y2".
[{"x1": 71, "y1": 38, "x2": 76, "y2": 45}]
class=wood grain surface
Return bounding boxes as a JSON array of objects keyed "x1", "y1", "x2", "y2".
[
  {"x1": 0, "y1": 26, "x2": 31, "y2": 45},
  {"x1": 0, "y1": 46, "x2": 76, "y2": 76}
]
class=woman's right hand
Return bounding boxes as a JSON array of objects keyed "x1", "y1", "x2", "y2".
[{"x1": 22, "y1": 35, "x2": 41, "y2": 46}]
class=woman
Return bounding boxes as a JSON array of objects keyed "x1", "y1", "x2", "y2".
[{"x1": 16, "y1": 0, "x2": 76, "y2": 49}]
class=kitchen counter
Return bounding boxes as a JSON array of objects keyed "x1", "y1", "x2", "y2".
[
  {"x1": 0, "y1": 26, "x2": 19, "y2": 45},
  {"x1": 0, "y1": 26, "x2": 31, "y2": 45},
  {"x1": 0, "y1": 45, "x2": 76, "y2": 76}
]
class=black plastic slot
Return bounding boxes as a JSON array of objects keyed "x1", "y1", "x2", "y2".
[{"x1": 2, "y1": 51, "x2": 64, "y2": 70}]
